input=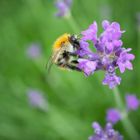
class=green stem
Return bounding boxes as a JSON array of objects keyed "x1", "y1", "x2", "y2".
[
  {"x1": 113, "y1": 87, "x2": 124, "y2": 110},
  {"x1": 65, "y1": 13, "x2": 80, "y2": 33},
  {"x1": 122, "y1": 116, "x2": 139, "y2": 140},
  {"x1": 137, "y1": 25, "x2": 140, "y2": 68},
  {"x1": 113, "y1": 87, "x2": 139, "y2": 140}
]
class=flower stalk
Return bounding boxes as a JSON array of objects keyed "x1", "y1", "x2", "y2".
[
  {"x1": 113, "y1": 87, "x2": 140, "y2": 140},
  {"x1": 65, "y1": 14, "x2": 80, "y2": 33},
  {"x1": 113, "y1": 87, "x2": 124, "y2": 110}
]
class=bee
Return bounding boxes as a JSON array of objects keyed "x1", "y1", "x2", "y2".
[{"x1": 47, "y1": 33, "x2": 81, "y2": 73}]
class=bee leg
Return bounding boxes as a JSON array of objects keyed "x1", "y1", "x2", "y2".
[
  {"x1": 66, "y1": 64, "x2": 81, "y2": 71},
  {"x1": 73, "y1": 43, "x2": 80, "y2": 49},
  {"x1": 71, "y1": 60, "x2": 79, "y2": 64},
  {"x1": 66, "y1": 52, "x2": 77, "y2": 57},
  {"x1": 56, "y1": 61, "x2": 81, "y2": 71},
  {"x1": 66, "y1": 52, "x2": 83, "y2": 59},
  {"x1": 56, "y1": 61, "x2": 81, "y2": 72},
  {"x1": 56, "y1": 61, "x2": 64, "y2": 67}
]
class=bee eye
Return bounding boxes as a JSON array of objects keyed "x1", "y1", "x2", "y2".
[{"x1": 70, "y1": 35, "x2": 77, "y2": 42}]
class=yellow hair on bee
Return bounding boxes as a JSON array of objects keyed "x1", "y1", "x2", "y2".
[{"x1": 53, "y1": 33, "x2": 70, "y2": 51}]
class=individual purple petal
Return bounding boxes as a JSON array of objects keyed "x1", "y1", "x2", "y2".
[
  {"x1": 92, "y1": 122, "x2": 101, "y2": 130},
  {"x1": 92, "y1": 122, "x2": 103, "y2": 137},
  {"x1": 113, "y1": 40, "x2": 123, "y2": 47},
  {"x1": 78, "y1": 59, "x2": 97, "y2": 76},
  {"x1": 81, "y1": 21, "x2": 98, "y2": 43},
  {"x1": 89, "y1": 122, "x2": 123, "y2": 140},
  {"x1": 102, "y1": 20, "x2": 110, "y2": 30},
  {"x1": 105, "y1": 122, "x2": 113, "y2": 130},
  {"x1": 125, "y1": 94, "x2": 140, "y2": 110},
  {"x1": 117, "y1": 48, "x2": 135, "y2": 73},
  {"x1": 102, "y1": 74, "x2": 121, "y2": 89},
  {"x1": 106, "y1": 108, "x2": 121, "y2": 124},
  {"x1": 101, "y1": 21, "x2": 125, "y2": 41},
  {"x1": 110, "y1": 22, "x2": 125, "y2": 39}
]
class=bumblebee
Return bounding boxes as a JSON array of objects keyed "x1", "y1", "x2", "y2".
[{"x1": 47, "y1": 33, "x2": 81, "y2": 72}]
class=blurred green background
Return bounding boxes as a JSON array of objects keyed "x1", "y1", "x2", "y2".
[{"x1": 0, "y1": 0, "x2": 140, "y2": 140}]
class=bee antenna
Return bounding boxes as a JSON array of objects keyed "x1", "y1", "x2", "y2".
[
  {"x1": 46, "y1": 55, "x2": 53, "y2": 75},
  {"x1": 77, "y1": 34, "x2": 82, "y2": 39}
]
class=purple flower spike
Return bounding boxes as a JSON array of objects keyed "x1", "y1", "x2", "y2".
[
  {"x1": 125, "y1": 94, "x2": 140, "y2": 110},
  {"x1": 76, "y1": 20, "x2": 135, "y2": 89},
  {"x1": 27, "y1": 89, "x2": 48, "y2": 111},
  {"x1": 26, "y1": 43, "x2": 42, "y2": 59},
  {"x1": 106, "y1": 108, "x2": 121, "y2": 124},
  {"x1": 55, "y1": 0, "x2": 72, "y2": 17},
  {"x1": 89, "y1": 122, "x2": 123, "y2": 140},
  {"x1": 103, "y1": 73, "x2": 121, "y2": 89},
  {"x1": 78, "y1": 59, "x2": 97, "y2": 76}
]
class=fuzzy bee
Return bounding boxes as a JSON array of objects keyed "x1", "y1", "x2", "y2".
[{"x1": 47, "y1": 33, "x2": 81, "y2": 72}]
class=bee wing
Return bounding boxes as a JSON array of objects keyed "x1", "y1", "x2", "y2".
[
  {"x1": 46, "y1": 48, "x2": 62, "y2": 73},
  {"x1": 46, "y1": 44, "x2": 67, "y2": 75}
]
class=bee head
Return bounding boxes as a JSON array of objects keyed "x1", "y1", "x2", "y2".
[
  {"x1": 69, "y1": 34, "x2": 80, "y2": 49},
  {"x1": 69, "y1": 35, "x2": 78, "y2": 43}
]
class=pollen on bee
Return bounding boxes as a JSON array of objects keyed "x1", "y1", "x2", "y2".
[{"x1": 53, "y1": 33, "x2": 70, "y2": 51}]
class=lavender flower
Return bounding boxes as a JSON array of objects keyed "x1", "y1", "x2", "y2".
[
  {"x1": 89, "y1": 122, "x2": 123, "y2": 140},
  {"x1": 76, "y1": 20, "x2": 135, "y2": 88},
  {"x1": 55, "y1": 0, "x2": 72, "y2": 17},
  {"x1": 81, "y1": 21, "x2": 98, "y2": 44},
  {"x1": 106, "y1": 108, "x2": 121, "y2": 124},
  {"x1": 27, "y1": 89, "x2": 48, "y2": 111},
  {"x1": 78, "y1": 59, "x2": 97, "y2": 76},
  {"x1": 117, "y1": 49, "x2": 135, "y2": 73},
  {"x1": 103, "y1": 73, "x2": 121, "y2": 89},
  {"x1": 26, "y1": 43, "x2": 42, "y2": 59},
  {"x1": 125, "y1": 94, "x2": 139, "y2": 110}
]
